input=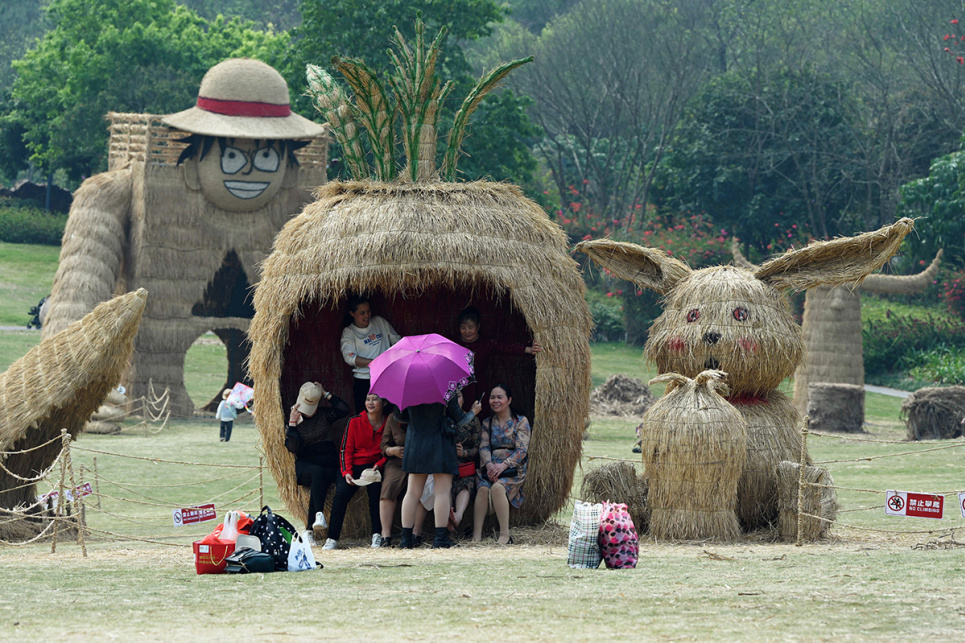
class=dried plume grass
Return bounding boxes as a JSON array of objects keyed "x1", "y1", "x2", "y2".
[
  {"x1": 901, "y1": 386, "x2": 965, "y2": 441},
  {"x1": 777, "y1": 460, "x2": 838, "y2": 542},
  {"x1": 580, "y1": 461, "x2": 649, "y2": 535},
  {"x1": 640, "y1": 370, "x2": 746, "y2": 541},
  {"x1": 249, "y1": 180, "x2": 592, "y2": 529},
  {"x1": 0, "y1": 289, "x2": 147, "y2": 510}
]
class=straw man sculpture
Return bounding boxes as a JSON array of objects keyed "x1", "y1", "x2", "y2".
[
  {"x1": 578, "y1": 219, "x2": 913, "y2": 532},
  {"x1": 42, "y1": 59, "x2": 327, "y2": 415}
]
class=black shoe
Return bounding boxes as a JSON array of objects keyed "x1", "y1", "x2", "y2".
[
  {"x1": 399, "y1": 527, "x2": 414, "y2": 549},
  {"x1": 380, "y1": 536, "x2": 393, "y2": 548},
  {"x1": 432, "y1": 527, "x2": 454, "y2": 549},
  {"x1": 413, "y1": 534, "x2": 423, "y2": 547}
]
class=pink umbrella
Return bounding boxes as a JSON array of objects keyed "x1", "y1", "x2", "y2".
[{"x1": 368, "y1": 333, "x2": 474, "y2": 409}]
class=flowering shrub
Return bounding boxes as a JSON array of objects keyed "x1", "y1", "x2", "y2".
[
  {"x1": 941, "y1": 269, "x2": 965, "y2": 319},
  {"x1": 863, "y1": 313, "x2": 965, "y2": 376}
]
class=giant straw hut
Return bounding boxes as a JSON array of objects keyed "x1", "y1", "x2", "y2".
[{"x1": 249, "y1": 24, "x2": 592, "y2": 531}]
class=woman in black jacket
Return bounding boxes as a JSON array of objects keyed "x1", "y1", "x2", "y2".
[{"x1": 285, "y1": 381, "x2": 350, "y2": 546}]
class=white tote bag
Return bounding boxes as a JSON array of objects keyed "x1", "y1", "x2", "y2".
[{"x1": 287, "y1": 533, "x2": 317, "y2": 572}]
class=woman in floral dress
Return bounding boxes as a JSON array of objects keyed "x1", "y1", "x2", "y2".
[{"x1": 472, "y1": 383, "x2": 530, "y2": 545}]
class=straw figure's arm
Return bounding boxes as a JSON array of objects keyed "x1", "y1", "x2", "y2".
[
  {"x1": 42, "y1": 170, "x2": 132, "y2": 338},
  {"x1": 859, "y1": 249, "x2": 942, "y2": 295}
]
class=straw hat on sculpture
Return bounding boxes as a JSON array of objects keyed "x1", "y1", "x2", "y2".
[
  {"x1": 249, "y1": 22, "x2": 592, "y2": 534},
  {"x1": 577, "y1": 218, "x2": 912, "y2": 535},
  {"x1": 0, "y1": 290, "x2": 147, "y2": 541},
  {"x1": 41, "y1": 59, "x2": 329, "y2": 416}
]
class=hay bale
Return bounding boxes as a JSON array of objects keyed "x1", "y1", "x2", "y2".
[
  {"x1": 92, "y1": 404, "x2": 126, "y2": 422},
  {"x1": 777, "y1": 460, "x2": 837, "y2": 541},
  {"x1": 640, "y1": 370, "x2": 745, "y2": 541},
  {"x1": 84, "y1": 421, "x2": 122, "y2": 435},
  {"x1": 580, "y1": 461, "x2": 649, "y2": 534},
  {"x1": 807, "y1": 383, "x2": 864, "y2": 433},
  {"x1": 589, "y1": 374, "x2": 656, "y2": 417},
  {"x1": 901, "y1": 386, "x2": 965, "y2": 440}
]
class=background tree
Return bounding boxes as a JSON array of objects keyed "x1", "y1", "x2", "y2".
[
  {"x1": 291, "y1": 0, "x2": 538, "y2": 185},
  {"x1": 519, "y1": 0, "x2": 716, "y2": 232},
  {"x1": 178, "y1": 0, "x2": 303, "y2": 30},
  {"x1": 8, "y1": 0, "x2": 291, "y2": 182}
]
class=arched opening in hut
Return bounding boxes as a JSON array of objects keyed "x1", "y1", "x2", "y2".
[
  {"x1": 191, "y1": 250, "x2": 255, "y2": 410},
  {"x1": 281, "y1": 288, "x2": 537, "y2": 420}
]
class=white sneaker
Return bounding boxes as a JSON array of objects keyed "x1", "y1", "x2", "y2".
[
  {"x1": 371, "y1": 533, "x2": 384, "y2": 548},
  {"x1": 313, "y1": 511, "x2": 328, "y2": 529},
  {"x1": 302, "y1": 529, "x2": 317, "y2": 547},
  {"x1": 322, "y1": 538, "x2": 338, "y2": 550}
]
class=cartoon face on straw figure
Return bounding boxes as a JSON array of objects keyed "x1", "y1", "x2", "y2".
[{"x1": 577, "y1": 218, "x2": 913, "y2": 528}]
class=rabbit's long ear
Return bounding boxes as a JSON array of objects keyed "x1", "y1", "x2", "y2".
[
  {"x1": 576, "y1": 239, "x2": 692, "y2": 295},
  {"x1": 755, "y1": 218, "x2": 914, "y2": 292}
]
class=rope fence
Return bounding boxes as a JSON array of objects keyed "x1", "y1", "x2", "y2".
[{"x1": 0, "y1": 427, "x2": 267, "y2": 555}]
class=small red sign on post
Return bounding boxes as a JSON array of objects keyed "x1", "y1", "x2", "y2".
[
  {"x1": 884, "y1": 490, "x2": 944, "y2": 519},
  {"x1": 173, "y1": 504, "x2": 217, "y2": 527}
]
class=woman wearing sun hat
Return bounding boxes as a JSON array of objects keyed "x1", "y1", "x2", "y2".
[{"x1": 286, "y1": 381, "x2": 350, "y2": 546}]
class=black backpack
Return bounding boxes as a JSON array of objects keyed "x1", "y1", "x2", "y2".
[{"x1": 247, "y1": 506, "x2": 299, "y2": 571}]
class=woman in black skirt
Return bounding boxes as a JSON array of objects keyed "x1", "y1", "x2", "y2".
[{"x1": 397, "y1": 394, "x2": 481, "y2": 548}]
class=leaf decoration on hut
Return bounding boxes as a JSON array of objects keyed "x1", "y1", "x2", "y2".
[
  {"x1": 331, "y1": 56, "x2": 396, "y2": 182},
  {"x1": 305, "y1": 64, "x2": 368, "y2": 180},
  {"x1": 442, "y1": 56, "x2": 533, "y2": 181},
  {"x1": 387, "y1": 22, "x2": 453, "y2": 183},
  {"x1": 305, "y1": 18, "x2": 532, "y2": 183}
]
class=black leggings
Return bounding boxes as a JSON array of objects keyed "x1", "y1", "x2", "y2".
[
  {"x1": 328, "y1": 464, "x2": 382, "y2": 540},
  {"x1": 295, "y1": 460, "x2": 339, "y2": 530}
]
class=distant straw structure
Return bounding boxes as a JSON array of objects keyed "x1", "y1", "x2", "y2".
[
  {"x1": 640, "y1": 370, "x2": 746, "y2": 541},
  {"x1": 901, "y1": 386, "x2": 965, "y2": 441},
  {"x1": 0, "y1": 290, "x2": 147, "y2": 518}
]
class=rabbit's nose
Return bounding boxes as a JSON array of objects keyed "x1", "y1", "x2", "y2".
[{"x1": 703, "y1": 331, "x2": 721, "y2": 345}]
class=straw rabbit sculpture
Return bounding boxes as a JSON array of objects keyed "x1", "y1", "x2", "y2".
[{"x1": 577, "y1": 218, "x2": 913, "y2": 530}]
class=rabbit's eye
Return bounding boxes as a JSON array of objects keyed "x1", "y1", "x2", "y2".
[
  {"x1": 686, "y1": 309, "x2": 700, "y2": 323},
  {"x1": 733, "y1": 307, "x2": 748, "y2": 322}
]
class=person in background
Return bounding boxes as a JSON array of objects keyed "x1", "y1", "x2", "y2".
[
  {"x1": 323, "y1": 394, "x2": 389, "y2": 550},
  {"x1": 473, "y1": 383, "x2": 530, "y2": 545},
  {"x1": 340, "y1": 295, "x2": 401, "y2": 414},
  {"x1": 286, "y1": 381, "x2": 350, "y2": 547},
  {"x1": 450, "y1": 390, "x2": 481, "y2": 536},
  {"x1": 216, "y1": 388, "x2": 249, "y2": 442},
  {"x1": 453, "y1": 306, "x2": 540, "y2": 411}
]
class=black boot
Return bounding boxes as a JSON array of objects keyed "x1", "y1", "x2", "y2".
[
  {"x1": 432, "y1": 526, "x2": 454, "y2": 549},
  {"x1": 400, "y1": 527, "x2": 414, "y2": 549}
]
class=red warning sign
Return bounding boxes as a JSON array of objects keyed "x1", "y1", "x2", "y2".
[
  {"x1": 884, "y1": 490, "x2": 944, "y2": 519},
  {"x1": 172, "y1": 504, "x2": 217, "y2": 527}
]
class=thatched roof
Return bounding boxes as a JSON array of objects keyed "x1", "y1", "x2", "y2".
[{"x1": 249, "y1": 180, "x2": 592, "y2": 527}]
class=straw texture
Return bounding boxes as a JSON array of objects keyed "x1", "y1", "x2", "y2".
[
  {"x1": 777, "y1": 460, "x2": 837, "y2": 542},
  {"x1": 640, "y1": 371, "x2": 746, "y2": 541},
  {"x1": 901, "y1": 386, "x2": 965, "y2": 441},
  {"x1": 249, "y1": 180, "x2": 592, "y2": 530},
  {"x1": 0, "y1": 290, "x2": 147, "y2": 511},
  {"x1": 581, "y1": 461, "x2": 649, "y2": 535},
  {"x1": 43, "y1": 121, "x2": 328, "y2": 415}
]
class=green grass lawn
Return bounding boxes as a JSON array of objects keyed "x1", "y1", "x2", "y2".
[{"x1": 0, "y1": 241, "x2": 59, "y2": 327}]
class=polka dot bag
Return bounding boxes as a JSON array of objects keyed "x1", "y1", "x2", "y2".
[{"x1": 597, "y1": 501, "x2": 638, "y2": 569}]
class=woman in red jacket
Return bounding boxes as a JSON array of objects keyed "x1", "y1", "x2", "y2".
[{"x1": 322, "y1": 394, "x2": 389, "y2": 550}]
